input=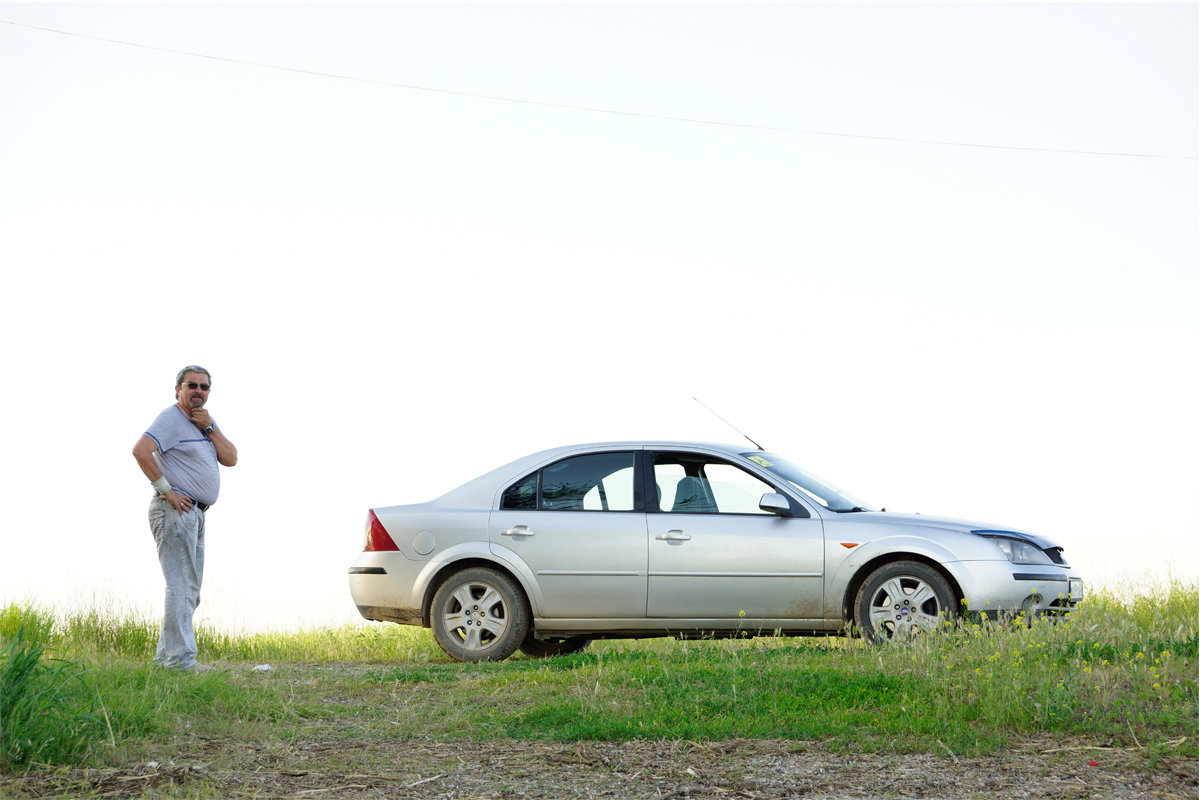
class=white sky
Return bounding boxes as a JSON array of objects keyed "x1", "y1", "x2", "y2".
[{"x1": 1, "y1": 3, "x2": 1196, "y2": 632}]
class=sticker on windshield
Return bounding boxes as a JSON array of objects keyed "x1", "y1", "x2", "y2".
[{"x1": 747, "y1": 455, "x2": 773, "y2": 467}]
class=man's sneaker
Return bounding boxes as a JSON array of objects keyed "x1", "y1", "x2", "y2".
[{"x1": 181, "y1": 661, "x2": 213, "y2": 673}]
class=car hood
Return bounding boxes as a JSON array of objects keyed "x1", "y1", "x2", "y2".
[{"x1": 854, "y1": 512, "x2": 1062, "y2": 550}]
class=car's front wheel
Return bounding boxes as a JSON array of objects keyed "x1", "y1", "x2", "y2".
[
  {"x1": 854, "y1": 561, "x2": 956, "y2": 644},
  {"x1": 518, "y1": 634, "x2": 591, "y2": 658},
  {"x1": 430, "y1": 567, "x2": 530, "y2": 662}
]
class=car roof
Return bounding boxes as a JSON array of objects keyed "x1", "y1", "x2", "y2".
[{"x1": 431, "y1": 441, "x2": 760, "y2": 508}]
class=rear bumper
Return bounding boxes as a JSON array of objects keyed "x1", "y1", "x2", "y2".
[
  {"x1": 355, "y1": 604, "x2": 423, "y2": 626},
  {"x1": 348, "y1": 552, "x2": 426, "y2": 628}
]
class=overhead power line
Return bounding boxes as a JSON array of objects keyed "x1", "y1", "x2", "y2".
[{"x1": 4, "y1": 18, "x2": 1196, "y2": 161}]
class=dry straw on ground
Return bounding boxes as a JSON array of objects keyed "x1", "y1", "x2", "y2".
[{"x1": 3, "y1": 735, "x2": 1195, "y2": 799}]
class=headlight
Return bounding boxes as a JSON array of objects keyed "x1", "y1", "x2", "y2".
[{"x1": 980, "y1": 534, "x2": 1054, "y2": 565}]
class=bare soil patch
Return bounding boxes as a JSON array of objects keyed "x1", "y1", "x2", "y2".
[{"x1": 4, "y1": 736, "x2": 1195, "y2": 800}]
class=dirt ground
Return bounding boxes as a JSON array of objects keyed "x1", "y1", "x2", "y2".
[{"x1": 2, "y1": 735, "x2": 1195, "y2": 800}]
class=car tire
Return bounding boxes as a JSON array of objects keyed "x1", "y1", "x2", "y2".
[
  {"x1": 854, "y1": 560, "x2": 956, "y2": 644},
  {"x1": 430, "y1": 567, "x2": 530, "y2": 663},
  {"x1": 518, "y1": 634, "x2": 592, "y2": 659}
]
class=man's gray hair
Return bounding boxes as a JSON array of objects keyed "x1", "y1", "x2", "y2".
[{"x1": 175, "y1": 365, "x2": 212, "y2": 387}]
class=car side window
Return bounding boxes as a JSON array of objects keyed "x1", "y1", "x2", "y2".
[
  {"x1": 500, "y1": 472, "x2": 538, "y2": 510},
  {"x1": 653, "y1": 453, "x2": 775, "y2": 515},
  {"x1": 501, "y1": 452, "x2": 636, "y2": 511}
]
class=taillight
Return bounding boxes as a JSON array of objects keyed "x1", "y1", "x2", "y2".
[{"x1": 364, "y1": 510, "x2": 399, "y2": 552}]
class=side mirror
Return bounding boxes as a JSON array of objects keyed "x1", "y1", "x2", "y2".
[{"x1": 759, "y1": 492, "x2": 791, "y2": 517}]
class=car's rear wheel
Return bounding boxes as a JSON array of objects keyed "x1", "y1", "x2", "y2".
[
  {"x1": 518, "y1": 634, "x2": 591, "y2": 658},
  {"x1": 854, "y1": 561, "x2": 956, "y2": 644},
  {"x1": 430, "y1": 567, "x2": 530, "y2": 662}
]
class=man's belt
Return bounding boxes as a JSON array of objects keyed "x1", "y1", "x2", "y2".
[{"x1": 154, "y1": 493, "x2": 209, "y2": 512}]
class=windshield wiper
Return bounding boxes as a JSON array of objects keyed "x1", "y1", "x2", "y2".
[{"x1": 832, "y1": 506, "x2": 870, "y2": 513}]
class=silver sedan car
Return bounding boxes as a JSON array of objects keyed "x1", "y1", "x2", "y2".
[{"x1": 348, "y1": 442, "x2": 1083, "y2": 662}]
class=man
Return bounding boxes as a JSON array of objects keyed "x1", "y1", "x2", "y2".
[{"x1": 132, "y1": 366, "x2": 238, "y2": 671}]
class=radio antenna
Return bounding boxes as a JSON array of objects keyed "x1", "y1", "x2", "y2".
[{"x1": 693, "y1": 397, "x2": 765, "y2": 451}]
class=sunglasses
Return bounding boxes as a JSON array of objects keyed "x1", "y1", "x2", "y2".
[{"x1": 185, "y1": 382, "x2": 211, "y2": 391}]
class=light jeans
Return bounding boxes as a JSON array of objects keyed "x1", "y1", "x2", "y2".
[{"x1": 149, "y1": 496, "x2": 205, "y2": 669}]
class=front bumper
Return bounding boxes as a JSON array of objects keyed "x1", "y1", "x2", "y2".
[{"x1": 947, "y1": 559, "x2": 1084, "y2": 617}]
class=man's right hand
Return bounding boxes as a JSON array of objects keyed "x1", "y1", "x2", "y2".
[{"x1": 162, "y1": 489, "x2": 194, "y2": 516}]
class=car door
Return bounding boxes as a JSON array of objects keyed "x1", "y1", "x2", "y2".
[
  {"x1": 489, "y1": 450, "x2": 648, "y2": 619},
  {"x1": 646, "y1": 451, "x2": 824, "y2": 620}
]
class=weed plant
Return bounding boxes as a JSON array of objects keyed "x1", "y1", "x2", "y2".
[
  {"x1": 0, "y1": 622, "x2": 106, "y2": 771},
  {"x1": 0, "y1": 606, "x2": 54, "y2": 643},
  {"x1": 877, "y1": 577, "x2": 1198, "y2": 753}
]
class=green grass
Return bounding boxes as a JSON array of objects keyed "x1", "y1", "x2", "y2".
[
  {"x1": 0, "y1": 624, "x2": 108, "y2": 771},
  {"x1": 197, "y1": 620, "x2": 447, "y2": 665},
  {"x1": 0, "y1": 578, "x2": 1195, "y2": 775}
]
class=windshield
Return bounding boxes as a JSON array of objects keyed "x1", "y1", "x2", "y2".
[{"x1": 741, "y1": 452, "x2": 876, "y2": 512}]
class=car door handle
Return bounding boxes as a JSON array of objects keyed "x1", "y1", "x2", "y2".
[
  {"x1": 501, "y1": 525, "x2": 535, "y2": 537},
  {"x1": 655, "y1": 530, "x2": 691, "y2": 541}
]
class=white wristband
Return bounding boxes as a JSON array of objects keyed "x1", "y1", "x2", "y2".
[{"x1": 152, "y1": 476, "x2": 171, "y2": 495}]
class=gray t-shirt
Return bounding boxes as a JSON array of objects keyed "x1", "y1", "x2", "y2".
[{"x1": 145, "y1": 405, "x2": 220, "y2": 506}]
